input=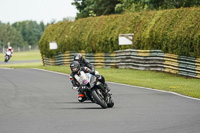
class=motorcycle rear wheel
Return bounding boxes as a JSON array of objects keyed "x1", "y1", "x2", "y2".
[{"x1": 91, "y1": 90, "x2": 107, "y2": 109}]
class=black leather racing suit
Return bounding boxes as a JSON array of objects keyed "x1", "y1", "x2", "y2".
[{"x1": 79, "y1": 58, "x2": 95, "y2": 73}]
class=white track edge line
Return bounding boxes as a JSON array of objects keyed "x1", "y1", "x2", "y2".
[
  {"x1": 32, "y1": 68, "x2": 70, "y2": 76},
  {"x1": 0, "y1": 67, "x2": 14, "y2": 69},
  {"x1": 32, "y1": 68, "x2": 200, "y2": 101}
]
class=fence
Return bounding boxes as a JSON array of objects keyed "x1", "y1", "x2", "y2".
[{"x1": 41, "y1": 49, "x2": 200, "y2": 79}]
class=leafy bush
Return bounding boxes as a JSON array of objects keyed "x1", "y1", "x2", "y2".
[{"x1": 39, "y1": 7, "x2": 200, "y2": 58}]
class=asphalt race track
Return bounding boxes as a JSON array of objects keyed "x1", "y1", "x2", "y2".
[{"x1": 0, "y1": 68, "x2": 200, "y2": 133}]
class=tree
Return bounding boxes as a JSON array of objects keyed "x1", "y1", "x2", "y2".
[
  {"x1": 72, "y1": 0, "x2": 89, "y2": 19},
  {"x1": 12, "y1": 21, "x2": 45, "y2": 48},
  {"x1": 72, "y1": 0, "x2": 120, "y2": 19},
  {"x1": 93, "y1": 0, "x2": 120, "y2": 16},
  {"x1": 40, "y1": 21, "x2": 46, "y2": 31},
  {"x1": 115, "y1": 0, "x2": 200, "y2": 14},
  {"x1": 0, "y1": 23, "x2": 26, "y2": 49},
  {"x1": 115, "y1": 0, "x2": 148, "y2": 13}
]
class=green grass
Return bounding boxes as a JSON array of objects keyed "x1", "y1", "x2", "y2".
[
  {"x1": 0, "y1": 50, "x2": 199, "y2": 99},
  {"x1": 0, "y1": 50, "x2": 41, "y2": 61},
  {"x1": 98, "y1": 68, "x2": 200, "y2": 99},
  {"x1": 0, "y1": 62, "x2": 43, "y2": 68}
]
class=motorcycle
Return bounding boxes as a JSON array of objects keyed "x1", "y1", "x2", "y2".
[
  {"x1": 4, "y1": 51, "x2": 12, "y2": 62},
  {"x1": 76, "y1": 72, "x2": 114, "y2": 109}
]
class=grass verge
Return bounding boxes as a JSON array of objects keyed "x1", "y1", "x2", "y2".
[
  {"x1": 0, "y1": 50, "x2": 41, "y2": 61},
  {"x1": 1, "y1": 63, "x2": 199, "y2": 99}
]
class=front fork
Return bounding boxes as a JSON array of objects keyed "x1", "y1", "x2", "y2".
[{"x1": 98, "y1": 86, "x2": 111, "y2": 104}]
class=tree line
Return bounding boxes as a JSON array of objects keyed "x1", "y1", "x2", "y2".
[
  {"x1": 72, "y1": 0, "x2": 200, "y2": 19},
  {"x1": 0, "y1": 21, "x2": 46, "y2": 52}
]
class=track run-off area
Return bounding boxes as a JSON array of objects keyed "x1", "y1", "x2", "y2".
[{"x1": 0, "y1": 68, "x2": 200, "y2": 133}]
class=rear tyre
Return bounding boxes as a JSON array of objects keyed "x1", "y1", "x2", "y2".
[{"x1": 91, "y1": 90, "x2": 107, "y2": 109}]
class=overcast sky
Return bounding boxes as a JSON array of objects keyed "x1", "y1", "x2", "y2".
[{"x1": 0, "y1": 0, "x2": 78, "y2": 24}]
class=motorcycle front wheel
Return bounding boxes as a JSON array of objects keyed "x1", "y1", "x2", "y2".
[
  {"x1": 91, "y1": 89, "x2": 107, "y2": 109},
  {"x1": 4, "y1": 56, "x2": 8, "y2": 62},
  {"x1": 107, "y1": 96, "x2": 114, "y2": 108}
]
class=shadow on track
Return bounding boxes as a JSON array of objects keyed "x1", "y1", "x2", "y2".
[
  {"x1": 56, "y1": 107, "x2": 103, "y2": 110},
  {"x1": 54, "y1": 101, "x2": 104, "y2": 109},
  {"x1": 56, "y1": 101, "x2": 94, "y2": 104}
]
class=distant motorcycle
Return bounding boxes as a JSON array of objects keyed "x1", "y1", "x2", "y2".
[
  {"x1": 77, "y1": 72, "x2": 114, "y2": 109},
  {"x1": 4, "y1": 51, "x2": 12, "y2": 62}
]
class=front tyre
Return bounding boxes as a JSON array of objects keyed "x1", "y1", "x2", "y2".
[
  {"x1": 91, "y1": 90, "x2": 107, "y2": 109},
  {"x1": 107, "y1": 96, "x2": 114, "y2": 108},
  {"x1": 4, "y1": 56, "x2": 9, "y2": 62},
  {"x1": 4, "y1": 58, "x2": 8, "y2": 62}
]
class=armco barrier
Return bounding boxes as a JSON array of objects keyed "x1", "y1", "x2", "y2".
[
  {"x1": 42, "y1": 51, "x2": 117, "y2": 68},
  {"x1": 41, "y1": 49, "x2": 200, "y2": 79},
  {"x1": 115, "y1": 49, "x2": 200, "y2": 78},
  {"x1": 115, "y1": 49, "x2": 164, "y2": 71}
]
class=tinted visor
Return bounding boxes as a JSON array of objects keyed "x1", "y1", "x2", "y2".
[{"x1": 72, "y1": 67, "x2": 78, "y2": 72}]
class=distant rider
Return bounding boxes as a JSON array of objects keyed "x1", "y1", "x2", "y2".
[
  {"x1": 5, "y1": 46, "x2": 13, "y2": 57},
  {"x1": 69, "y1": 61, "x2": 110, "y2": 102}
]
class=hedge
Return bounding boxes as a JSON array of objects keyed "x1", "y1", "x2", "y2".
[{"x1": 39, "y1": 7, "x2": 200, "y2": 58}]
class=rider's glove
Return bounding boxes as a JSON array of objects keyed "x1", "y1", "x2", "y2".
[
  {"x1": 95, "y1": 74, "x2": 100, "y2": 78},
  {"x1": 72, "y1": 86, "x2": 79, "y2": 91}
]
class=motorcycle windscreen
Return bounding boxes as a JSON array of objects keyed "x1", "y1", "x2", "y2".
[{"x1": 89, "y1": 75, "x2": 96, "y2": 88}]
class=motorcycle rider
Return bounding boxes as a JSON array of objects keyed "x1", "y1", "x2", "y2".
[
  {"x1": 73, "y1": 53, "x2": 110, "y2": 88},
  {"x1": 6, "y1": 46, "x2": 13, "y2": 56},
  {"x1": 73, "y1": 53, "x2": 110, "y2": 86},
  {"x1": 73, "y1": 53, "x2": 96, "y2": 75},
  {"x1": 70, "y1": 61, "x2": 110, "y2": 102}
]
